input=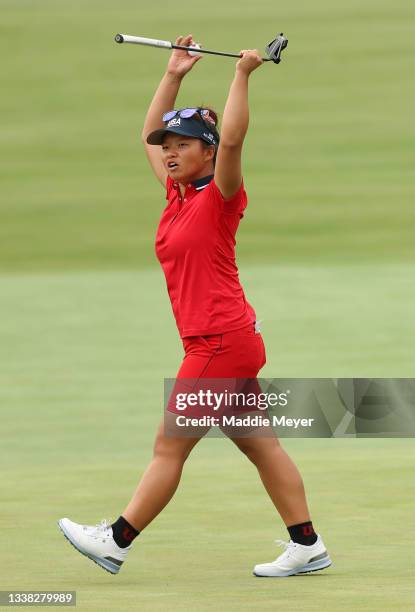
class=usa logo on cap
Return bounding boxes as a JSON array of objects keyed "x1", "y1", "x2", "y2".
[{"x1": 167, "y1": 117, "x2": 181, "y2": 128}]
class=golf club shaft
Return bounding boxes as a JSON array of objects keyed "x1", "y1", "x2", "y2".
[
  {"x1": 114, "y1": 34, "x2": 272, "y2": 61},
  {"x1": 174, "y1": 44, "x2": 271, "y2": 61}
]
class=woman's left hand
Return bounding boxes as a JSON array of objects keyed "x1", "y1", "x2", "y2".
[{"x1": 236, "y1": 49, "x2": 264, "y2": 75}]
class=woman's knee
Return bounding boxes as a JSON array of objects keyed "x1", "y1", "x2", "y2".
[
  {"x1": 153, "y1": 428, "x2": 197, "y2": 462},
  {"x1": 233, "y1": 437, "x2": 280, "y2": 465}
]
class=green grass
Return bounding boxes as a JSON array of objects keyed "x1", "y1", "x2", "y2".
[
  {"x1": 1, "y1": 0, "x2": 415, "y2": 271},
  {"x1": 3, "y1": 438, "x2": 415, "y2": 611},
  {"x1": 1, "y1": 267, "x2": 415, "y2": 610},
  {"x1": 1, "y1": 0, "x2": 415, "y2": 608}
]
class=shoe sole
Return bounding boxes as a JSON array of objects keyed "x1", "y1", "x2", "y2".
[
  {"x1": 296, "y1": 557, "x2": 332, "y2": 575},
  {"x1": 57, "y1": 520, "x2": 120, "y2": 575},
  {"x1": 253, "y1": 557, "x2": 332, "y2": 578}
]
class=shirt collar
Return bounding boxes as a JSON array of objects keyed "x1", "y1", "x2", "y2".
[{"x1": 191, "y1": 174, "x2": 214, "y2": 191}]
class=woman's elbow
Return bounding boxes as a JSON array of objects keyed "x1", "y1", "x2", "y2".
[{"x1": 219, "y1": 139, "x2": 244, "y2": 150}]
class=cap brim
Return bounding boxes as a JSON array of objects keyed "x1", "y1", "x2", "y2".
[{"x1": 146, "y1": 126, "x2": 201, "y2": 145}]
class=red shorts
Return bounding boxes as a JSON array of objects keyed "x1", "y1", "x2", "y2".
[
  {"x1": 166, "y1": 322, "x2": 267, "y2": 419},
  {"x1": 177, "y1": 321, "x2": 266, "y2": 379}
]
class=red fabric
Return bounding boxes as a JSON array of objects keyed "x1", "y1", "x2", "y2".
[
  {"x1": 167, "y1": 322, "x2": 267, "y2": 417},
  {"x1": 155, "y1": 176, "x2": 256, "y2": 338},
  {"x1": 178, "y1": 322, "x2": 266, "y2": 379}
]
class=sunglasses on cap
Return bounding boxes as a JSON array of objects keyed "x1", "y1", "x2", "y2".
[{"x1": 162, "y1": 108, "x2": 217, "y2": 126}]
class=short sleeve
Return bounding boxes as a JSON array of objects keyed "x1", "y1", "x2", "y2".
[{"x1": 210, "y1": 178, "x2": 248, "y2": 216}]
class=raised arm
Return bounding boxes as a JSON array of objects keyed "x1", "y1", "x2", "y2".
[
  {"x1": 141, "y1": 35, "x2": 202, "y2": 187},
  {"x1": 214, "y1": 50, "x2": 263, "y2": 199}
]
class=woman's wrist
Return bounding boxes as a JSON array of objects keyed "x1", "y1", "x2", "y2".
[
  {"x1": 164, "y1": 70, "x2": 184, "y2": 83},
  {"x1": 234, "y1": 68, "x2": 250, "y2": 80}
]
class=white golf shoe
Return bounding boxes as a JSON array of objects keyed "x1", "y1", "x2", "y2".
[
  {"x1": 253, "y1": 534, "x2": 332, "y2": 577},
  {"x1": 58, "y1": 518, "x2": 131, "y2": 574}
]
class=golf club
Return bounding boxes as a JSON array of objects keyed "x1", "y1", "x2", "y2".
[{"x1": 114, "y1": 33, "x2": 288, "y2": 64}]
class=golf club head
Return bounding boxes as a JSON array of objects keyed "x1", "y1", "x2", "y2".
[{"x1": 265, "y1": 33, "x2": 288, "y2": 64}]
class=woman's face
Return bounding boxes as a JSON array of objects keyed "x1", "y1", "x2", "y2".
[{"x1": 161, "y1": 133, "x2": 214, "y2": 183}]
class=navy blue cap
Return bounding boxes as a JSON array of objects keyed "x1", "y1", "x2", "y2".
[{"x1": 147, "y1": 115, "x2": 219, "y2": 148}]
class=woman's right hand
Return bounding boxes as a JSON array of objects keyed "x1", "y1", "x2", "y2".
[
  {"x1": 236, "y1": 49, "x2": 263, "y2": 76},
  {"x1": 166, "y1": 34, "x2": 202, "y2": 78}
]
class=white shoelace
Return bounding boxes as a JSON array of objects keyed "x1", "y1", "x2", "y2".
[
  {"x1": 84, "y1": 518, "x2": 112, "y2": 537},
  {"x1": 273, "y1": 539, "x2": 297, "y2": 560}
]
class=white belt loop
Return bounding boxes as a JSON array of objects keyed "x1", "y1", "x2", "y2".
[{"x1": 254, "y1": 319, "x2": 263, "y2": 334}]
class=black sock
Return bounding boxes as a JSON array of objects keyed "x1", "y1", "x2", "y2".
[
  {"x1": 111, "y1": 516, "x2": 140, "y2": 548},
  {"x1": 287, "y1": 521, "x2": 318, "y2": 546}
]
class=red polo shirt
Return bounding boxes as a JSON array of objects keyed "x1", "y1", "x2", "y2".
[{"x1": 155, "y1": 174, "x2": 256, "y2": 338}]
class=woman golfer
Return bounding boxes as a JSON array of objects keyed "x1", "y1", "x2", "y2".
[{"x1": 58, "y1": 35, "x2": 331, "y2": 577}]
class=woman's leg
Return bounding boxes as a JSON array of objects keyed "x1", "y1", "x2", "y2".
[
  {"x1": 121, "y1": 335, "x2": 218, "y2": 533},
  {"x1": 230, "y1": 434, "x2": 311, "y2": 526},
  {"x1": 122, "y1": 417, "x2": 205, "y2": 531}
]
